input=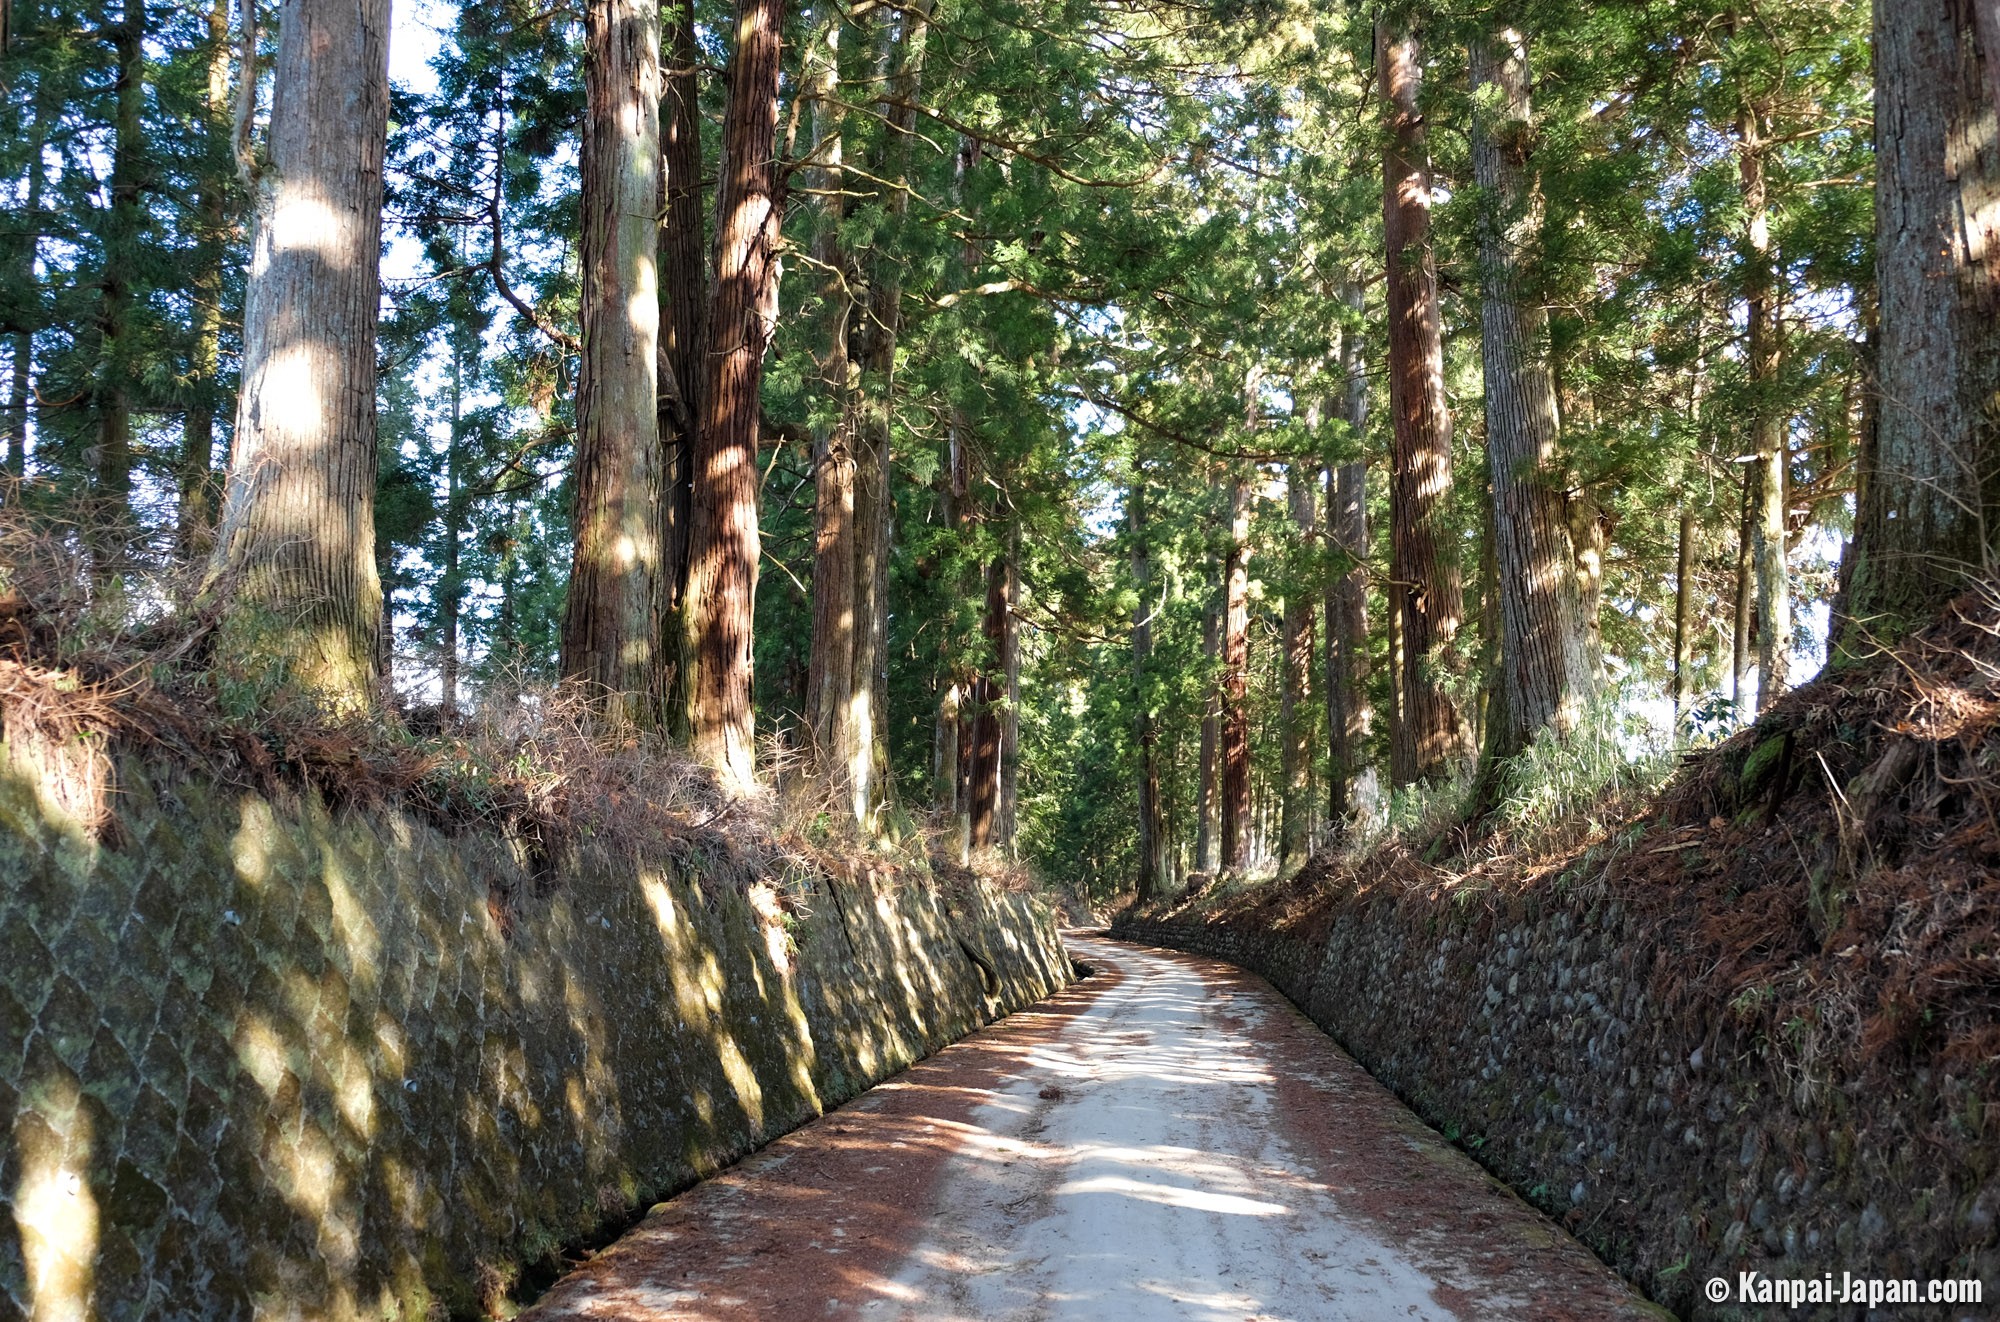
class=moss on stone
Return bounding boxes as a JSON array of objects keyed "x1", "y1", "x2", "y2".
[{"x1": 0, "y1": 745, "x2": 1069, "y2": 1319}]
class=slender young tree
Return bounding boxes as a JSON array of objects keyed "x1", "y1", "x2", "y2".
[
  {"x1": 805, "y1": 10, "x2": 861, "y2": 807},
  {"x1": 937, "y1": 408, "x2": 971, "y2": 840},
  {"x1": 89, "y1": 0, "x2": 145, "y2": 584},
  {"x1": 1380, "y1": 20, "x2": 1470, "y2": 783},
  {"x1": 657, "y1": 0, "x2": 705, "y2": 716},
  {"x1": 206, "y1": 0, "x2": 391, "y2": 709},
  {"x1": 1325, "y1": 306, "x2": 1372, "y2": 832},
  {"x1": 686, "y1": 0, "x2": 785, "y2": 791},
  {"x1": 1194, "y1": 590, "x2": 1220, "y2": 873},
  {"x1": 1673, "y1": 506, "x2": 1695, "y2": 722},
  {"x1": 1732, "y1": 472, "x2": 1753, "y2": 710},
  {"x1": 1130, "y1": 471, "x2": 1167, "y2": 899},
  {"x1": 997, "y1": 538, "x2": 1021, "y2": 848},
  {"x1": 178, "y1": 0, "x2": 233, "y2": 557},
  {"x1": 1278, "y1": 460, "x2": 1316, "y2": 869},
  {"x1": 4, "y1": 81, "x2": 48, "y2": 492},
  {"x1": 964, "y1": 554, "x2": 1008, "y2": 852},
  {"x1": 1736, "y1": 72, "x2": 1789, "y2": 710},
  {"x1": 846, "y1": 3, "x2": 928, "y2": 824}
]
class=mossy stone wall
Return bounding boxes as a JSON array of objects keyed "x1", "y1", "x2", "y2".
[{"x1": 0, "y1": 747, "x2": 1069, "y2": 1320}]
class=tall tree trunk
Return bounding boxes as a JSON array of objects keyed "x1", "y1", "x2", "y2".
[
  {"x1": 1219, "y1": 472, "x2": 1251, "y2": 872},
  {"x1": 563, "y1": 0, "x2": 663, "y2": 728},
  {"x1": 3, "y1": 331, "x2": 26, "y2": 495},
  {"x1": 687, "y1": 0, "x2": 785, "y2": 791},
  {"x1": 1380, "y1": 20, "x2": 1471, "y2": 782},
  {"x1": 1387, "y1": 587, "x2": 1410, "y2": 786},
  {"x1": 440, "y1": 337, "x2": 467, "y2": 718},
  {"x1": 1675, "y1": 304, "x2": 1712, "y2": 726},
  {"x1": 1738, "y1": 90, "x2": 1790, "y2": 711},
  {"x1": 1280, "y1": 461, "x2": 1316, "y2": 870},
  {"x1": 806, "y1": 430, "x2": 858, "y2": 781},
  {"x1": 1846, "y1": 0, "x2": 2000, "y2": 628},
  {"x1": 657, "y1": 0, "x2": 705, "y2": 723},
  {"x1": 934, "y1": 677, "x2": 961, "y2": 809},
  {"x1": 941, "y1": 130, "x2": 985, "y2": 854},
  {"x1": 1731, "y1": 471, "x2": 1754, "y2": 716},
  {"x1": 997, "y1": 542, "x2": 1020, "y2": 849},
  {"x1": 965, "y1": 554, "x2": 1005, "y2": 853},
  {"x1": 805, "y1": 11, "x2": 860, "y2": 804},
  {"x1": 493, "y1": 501, "x2": 522, "y2": 665},
  {"x1": 1195, "y1": 592, "x2": 1220, "y2": 872},
  {"x1": 1472, "y1": 495, "x2": 1499, "y2": 757},
  {"x1": 4, "y1": 84, "x2": 46, "y2": 496},
  {"x1": 849, "y1": 2, "x2": 929, "y2": 826},
  {"x1": 1830, "y1": 317, "x2": 1878, "y2": 660},
  {"x1": 942, "y1": 381, "x2": 975, "y2": 855},
  {"x1": 205, "y1": 0, "x2": 390, "y2": 710},
  {"x1": 1471, "y1": 25, "x2": 1595, "y2": 762},
  {"x1": 179, "y1": 0, "x2": 232, "y2": 559},
  {"x1": 91, "y1": 0, "x2": 145, "y2": 588},
  {"x1": 1325, "y1": 308, "x2": 1372, "y2": 829},
  {"x1": 1673, "y1": 507, "x2": 1695, "y2": 724},
  {"x1": 1131, "y1": 474, "x2": 1167, "y2": 900}
]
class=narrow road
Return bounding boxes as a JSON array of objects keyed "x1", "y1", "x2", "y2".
[{"x1": 525, "y1": 937, "x2": 1669, "y2": 1321}]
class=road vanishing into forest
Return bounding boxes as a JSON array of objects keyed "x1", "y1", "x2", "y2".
[{"x1": 524, "y1": 937, "x2": 1670, "y2": 1322}]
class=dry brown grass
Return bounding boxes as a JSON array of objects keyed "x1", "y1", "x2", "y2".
[{"x1": 0, "y1": 505, "x2": 948, "y2": 917}]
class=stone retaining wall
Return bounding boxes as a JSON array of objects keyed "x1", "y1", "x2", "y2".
[
  {"x1": 1118, "y1": 897, "x2": 1996, "y2": 1321},
  {"x1": 0, "y1": 747, "x2": 1070, "y2": 1320}
]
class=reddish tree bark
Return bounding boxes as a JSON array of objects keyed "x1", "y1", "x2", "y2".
[
  {"x1": 1219, "y1": 474, "x2": 1251, "y2": 872},
  {"x1": 686, "y1": 0, "x2": 786, "y2": 791},
  {"x1": 1279, "y1": 462, "x2": 1316, "y2": 870},
  {"x1": 657, "y1": 0, "x2": 706, "y2": 718},
  {"x1": 1380, "y1": 20, "x2": 1471, "y2": 782},
  {"x1": 1194, "y1": 591, "x2": 1220, "y2": 873}
]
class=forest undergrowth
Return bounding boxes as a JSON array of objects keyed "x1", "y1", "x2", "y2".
[
  {"x1": 1143, "y1": 586, "x2": 2000, "y2": 1087},
  {"x1": 0, "y1": 509, "x2": 1007, "y2": 927}
]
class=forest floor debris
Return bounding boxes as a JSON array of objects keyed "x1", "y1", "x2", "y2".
[{"x1": 0, "y1": 508, "x2": 975, "y2": 915}]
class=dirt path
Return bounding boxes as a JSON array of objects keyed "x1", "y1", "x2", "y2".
[{"x1": 523, "y1": 937, "x2": 1670, "y2": 1321}]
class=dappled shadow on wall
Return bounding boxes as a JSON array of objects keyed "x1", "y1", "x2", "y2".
[{"x1": 0, "y1": 744, "x2": 1061, "y2": 1319}]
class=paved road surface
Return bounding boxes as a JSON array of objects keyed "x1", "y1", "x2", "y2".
[{"x1": 525, "y1": 936, "x2": 1669, "y2": 1321}]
